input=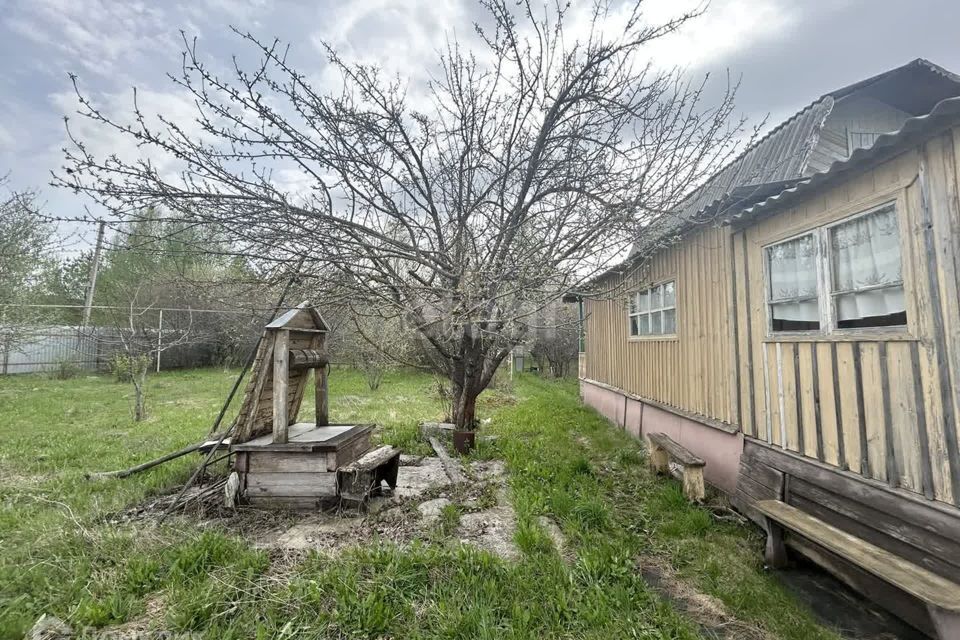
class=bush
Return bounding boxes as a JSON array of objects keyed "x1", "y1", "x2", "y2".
[
  {"x1": 108, "y1": 353, "x2": 150, "y2": 383},
  {"x1": 108, "y1": 353, "x2": 133, "y2": 383},
  {"x1": 48, "y1": 359, "x2": 81, "y2": 380}
]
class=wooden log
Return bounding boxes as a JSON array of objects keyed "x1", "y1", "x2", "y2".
[
  {"x1": 682, "y1": 466, "x2": 705, "y2": 502},
  {"x1": 273, "y1": 329, "x2": 290, "y2": 444},
  {"x1": 648, "y1": 439, "x2": 669, "y2": 475},
  {"x1": 429, "y1": 437, "x2": 465, "y2": 483},
  {"x1": 289, "y1": 348, "x2": 329, "y2": 369}
]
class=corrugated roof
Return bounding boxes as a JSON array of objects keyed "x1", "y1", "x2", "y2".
[
  {"x1": 624, "y1": 58, "x2": 960, "y2": 261},
  {"x1": 728, "y1": 95, "x2": 960, "y2": 224}
]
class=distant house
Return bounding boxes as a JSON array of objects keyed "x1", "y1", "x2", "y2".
[{"x1": 577, "y1": 59, "x2": 960, "y2": 636}]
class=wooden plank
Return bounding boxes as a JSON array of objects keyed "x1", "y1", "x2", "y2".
[
  {"x1": 878, "y1": 342, "x2": 899, "y2": 487},
  {"x1": 859, "y1": 343, "x2": 887, "y2": 482},
  {"x1": 736, "y1": 472, "x2": 782, "y2": 503},
  {"x1": 788, "y1": 477, "x2": 960, "y2": 577},
  {"x1": 755, "y1": 500, "x2": 960, "y2": 610},
  {"x1": 233, "y1": 424, "x2": 373, "y2": 452},
  {"x1": 335, "y1": 432, "x2": 371, "y2": 468},
  {"x1": 780, "y1": 343, "x2": 800, "y2": 452},
  {"x1": 247, "y1": 452, "x2": 329, "y2": 474},
  {"x1": 728, "y1": 230, "x2": 742, "y2": 429},
  {"x1": 246, "y1": 495, "x2": 322, "y2": 510},
  {"x1": 918, "y1": 155, "x2": 960, "y2": 504},
  {"x1": 246, "y1": 471, "x2": 337, "y2": 497},
  {"x1": 818, "y1": 343, "x2": 841, "y2": 467},
  {"x1": 339, "y1": 445, "x2": 399, "y2": 473},
  {"x1": 272, "y1": 329, "x2": 290, "y2": 444},
  {"x1": 647, "y1": 432, "x2": 705, "y2": 467},
  {"x1": 316, "y1": 364, "x2": 329, "y2": 427},
  {"x1": 886, "y1": 342, "x2": 924, "y2": 494},
  {"x1": 798, "y1": 343, "x2": 819, "y2": 459},
  {"x1": 429, "y1": 437, "x2": 465, "y2": 484},
  {"x1": 740, "y1": 232, "x2": 757, "y2": 437},
  {"x1": 837, "y1": 342, "x2": 863, "y2": 473},
  {"x1": 745, "y1": 440, "x2": 960, "y2": 544}
]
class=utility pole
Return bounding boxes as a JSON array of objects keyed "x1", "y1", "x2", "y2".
[{"x1": 81, "y1": 221, "x2": 106, "y2": 328}]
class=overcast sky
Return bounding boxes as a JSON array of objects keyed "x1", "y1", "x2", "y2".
[{"x1": 2, "y1": 0, "x2": 960, "y2": 249}]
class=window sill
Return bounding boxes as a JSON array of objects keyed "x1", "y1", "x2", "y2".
[
  {"x1": 763, "y1": 330, "x2": 918, "y2": 343},
  {"x1": 628, "y1": 334, "x2": 679, "y2": 343}
]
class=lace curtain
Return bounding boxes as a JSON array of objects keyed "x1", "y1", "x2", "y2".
[
  {"x1": 768, "y1": 234, "x2": 819, "y2": 322},
  {"x1": 830, "y1": 206, "x2": 904, "y2": 322}
]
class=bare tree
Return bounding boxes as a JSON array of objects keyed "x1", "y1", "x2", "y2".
[
  {"x1": 0, "y1": 177, "x2": 59, "y2": 364},
  {"x1": 530, "y1": 305, "x2": 580, "y2": 378},
  {"x1": 56, "y1": 1, "x2": 749, "y2": 429},
  {"x1": 96, "y1": 287, "x2": 194, "y2": 421}
]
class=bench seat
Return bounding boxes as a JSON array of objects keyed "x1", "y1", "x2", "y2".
[
  {"x1": 756, "y1": 499, "x2": 960, "y2": 639},
  {"x1": 647, "y1": 433, "x2": 705, "y2": 501}
]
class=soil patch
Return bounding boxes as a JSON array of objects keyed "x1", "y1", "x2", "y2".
[{"x1": 637, "y1": 555, "x2": 773, "y2": 640}]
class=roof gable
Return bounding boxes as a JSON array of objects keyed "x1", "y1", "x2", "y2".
[{"x1": 266, "y1": 301, "x2": 329, "y2": 331}]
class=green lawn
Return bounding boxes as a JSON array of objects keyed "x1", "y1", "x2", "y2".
[{"x1": 0, "y1": 367, "x2": 836, "y2": 639}]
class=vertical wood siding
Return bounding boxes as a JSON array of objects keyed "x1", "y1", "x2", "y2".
[
  {"x1": 584, "y1": 226, "x2": 735, "y2": 426},
  {"x1": 735, "y1": 129, "x2": 960, "y2": 506}
]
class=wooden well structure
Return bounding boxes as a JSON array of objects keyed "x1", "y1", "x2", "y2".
[{"x1": 228, "y1": 302, "x2": 398, "y2": 508}]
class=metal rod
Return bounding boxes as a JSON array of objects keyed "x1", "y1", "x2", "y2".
[{"x1": 159, "y1": 260, "x2": 304, "y2": 522}]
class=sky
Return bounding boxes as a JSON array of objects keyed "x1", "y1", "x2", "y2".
[{"x1": 2, "y1": 0, "x2": 960, "y2": 251}]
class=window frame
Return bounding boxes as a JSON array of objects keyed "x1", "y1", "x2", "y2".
[
  {"x1": 762, "y1": 201, "x2": 907, "y2": 337},
  {"x1": 628, "y1": 279, "x2": 677, "y2": 340}
]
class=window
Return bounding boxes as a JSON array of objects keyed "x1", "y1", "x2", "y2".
[
  {"x1": 765, "y1": 203, "x2": 906, "y2": 334},
  {"x1": 629, "y1": 281, "x2": 676, "y2": 337},
  {"x1": 829, "y1": 205, "x2": 905, "y2": 328},
  {"x1": 767, "y1": 234, "x2": 820, "y2": 332}
]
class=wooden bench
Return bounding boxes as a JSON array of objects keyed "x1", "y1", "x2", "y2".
[
  {"x1": 646, "y1": 433, "x2": 705, "y2": 502},
  {"x1": 756, "y1": 499, "x2": 960, "y2": 639},
  {"x1": 336, "y1": 445, "x2": 400, "y2": 503}
]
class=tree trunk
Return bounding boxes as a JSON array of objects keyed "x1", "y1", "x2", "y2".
[
  {"x1": 132, "y1": 368, "x2": 147, "y2": 421},
  {"x1": 451, "y1": 385, "x2": 479, "y2": 430}
]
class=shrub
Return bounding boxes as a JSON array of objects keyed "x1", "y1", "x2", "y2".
[
  {"x1": 48, "y1": 359, "x2": 81, "y2": 380},
  {"x1": 108, "y1": 353, "x2": 133, "y2": 383}
]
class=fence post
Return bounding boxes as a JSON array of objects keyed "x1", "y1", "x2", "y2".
[{"x1": 156, "y1": 309, "x2": 163, "y2": 373}]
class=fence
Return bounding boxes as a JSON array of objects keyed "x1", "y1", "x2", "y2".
[
  {"x1": 1, "y1": 326, "x2": 117, "y2": 374},
  {"x1": 0, "y1": 304, "x2": 265, "y2": 375}
]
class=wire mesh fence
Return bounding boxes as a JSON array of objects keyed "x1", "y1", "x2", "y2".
[{"x1": 0, "y1": 304, "x2": 265, "y2": 375}]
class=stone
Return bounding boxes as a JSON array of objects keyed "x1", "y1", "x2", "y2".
[
  {"x1": 418, "y1": 422, "x2": 455, "y2": 441},
  {"x1": 417, "y1": 497, "x2": 452, "y2": 523},
  {"x1": 28, "y1": 614, "x2": 72, "y2": 640}
]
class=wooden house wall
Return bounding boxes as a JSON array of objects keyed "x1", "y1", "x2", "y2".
[
  {"x1": 734, "y1": 128, "x2": 960, "y2": 506},
  {"x1": 583, "y1": 226, "x2": 737, "y2": 426}
]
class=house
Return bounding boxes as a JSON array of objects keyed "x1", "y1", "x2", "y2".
[{"x1": 577, "y1": 59, "x2": 960, "y2": 636}]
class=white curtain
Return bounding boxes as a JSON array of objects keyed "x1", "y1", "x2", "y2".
[
  {"x1": 831, "y1": 207, "x2": 904, "y2": 321},
  {"x1": 768, "y1": 234, "x2": 819, "y2": 322}
]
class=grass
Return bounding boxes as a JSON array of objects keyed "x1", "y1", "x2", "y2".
[{"x1": 0, "y1": 367, "x2": 837, "y2": 639}]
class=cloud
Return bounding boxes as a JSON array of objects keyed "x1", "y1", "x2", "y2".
[
  {"x1": 0, "y1": 123, "x2": 14, "y2": 152},
  {"x1": 637, "y1": 0, "x2": 800, "y2": 71},
  {"x1": 4, "y1": 0, "x2": 177, "y2": 81}
]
